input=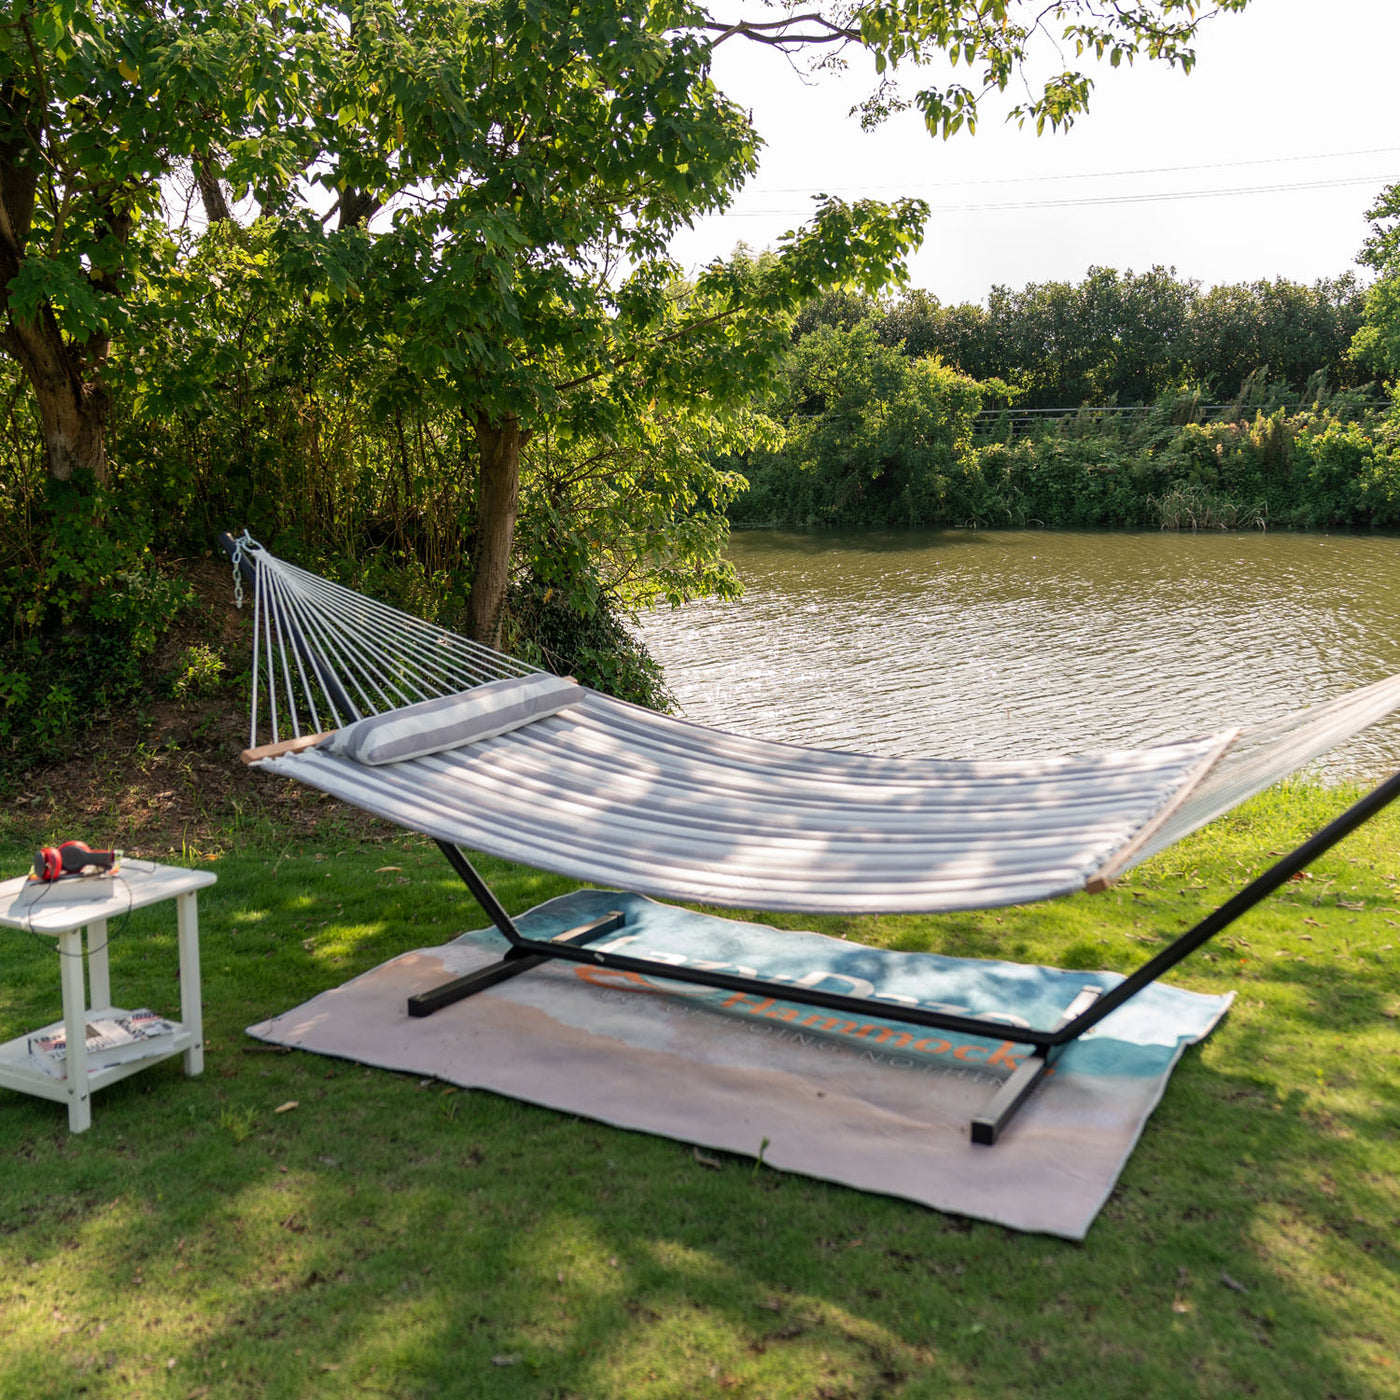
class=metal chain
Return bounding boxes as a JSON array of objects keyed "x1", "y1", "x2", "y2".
[{"x1": 229, "y1": 530, "x2": 255, "y2": 610}]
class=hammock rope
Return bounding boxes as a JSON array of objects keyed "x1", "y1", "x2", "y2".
[{"x1": 232, "y1": 536, "x2": 536, "y2": 747}]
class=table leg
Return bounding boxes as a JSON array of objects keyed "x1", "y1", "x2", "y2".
[
  {"x1": 176, "y1": 891, "x2": 204, "y2": 1076},
  {"x1": 85, "y1": 918, "x2": 111, "y2": 1012},
  {"x1": 58, "y1": 927, "x2": 92, "y2": 1133}
]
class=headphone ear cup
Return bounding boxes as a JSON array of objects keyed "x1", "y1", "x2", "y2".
[
  {"x1": 34, "y1": 847, "x2": 61, "y2": 881},
  {"x1": 58, "y1": 841, "x2": 93, "y2": 875}
]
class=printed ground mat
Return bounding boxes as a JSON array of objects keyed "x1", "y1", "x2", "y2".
[{"x1": 248, "y1": 889, "x2": 1232, "y2": 1240}]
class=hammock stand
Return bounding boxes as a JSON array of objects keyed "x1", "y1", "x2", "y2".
[{"x1": 221, "y1": 532, "x2": 1400, "y2": 1144}]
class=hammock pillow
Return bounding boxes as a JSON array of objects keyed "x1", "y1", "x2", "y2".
[{"x1": 321, "y1": 674, "x2": 584, "y2": 765}]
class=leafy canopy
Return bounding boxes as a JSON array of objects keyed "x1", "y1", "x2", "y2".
[{"x1": 2, "y1": 0, "x2": 1254, "y2": 445}]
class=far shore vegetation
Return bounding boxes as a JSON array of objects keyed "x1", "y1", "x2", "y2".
[{"x1": 728, "y1": 269, "x2": 1397, "y2": 532}]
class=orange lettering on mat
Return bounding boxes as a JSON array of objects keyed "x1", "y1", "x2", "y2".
[
  {"x1": 802, "y1": 1015, "x2": 858, "y2": 1034},
  {"x1": 721, "y1": 992, "x2": 773, "y2": 1013},
  {"x1": 575, "y1": 966, "x2": 665, "y2": 994},
  {"x1": 574, "y1": 968, "x2": 1031, "y2": 1074},
  {"x1": 853, "y1": 1025, "x2": 915, "y2": 1050},
  {"x1": 984, "y1": 1041, "x2": 1024, "y2": 1071}
]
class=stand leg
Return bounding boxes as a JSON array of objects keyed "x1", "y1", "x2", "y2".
[
  {"x1": 969, "y1": 985, "x2": 1100, "y2": 1145},
  {"x1": 85, "y1": 919, "x2": 110, "y2": 1012},
  {"x1": 970, "y1": 1050, "x2": 1055, "y2": 1146},
  {"x1": 176, "y1": 892, "x2": 204, "y2": 1076},
  {"x1": 58, "y1": 928, "x2": 91, "y2": 1133},
  {"x1": 408, "y1": 911, "x2": 627, "y2": 1018}
]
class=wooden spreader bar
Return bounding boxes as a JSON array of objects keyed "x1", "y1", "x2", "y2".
[{"x1": 241, "y1": 732, "x2": 336, "y2": 765}]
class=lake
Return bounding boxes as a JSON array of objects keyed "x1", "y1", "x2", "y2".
[{"x1": 633, "y1": 529, "x2": 1400, "y2": 784}]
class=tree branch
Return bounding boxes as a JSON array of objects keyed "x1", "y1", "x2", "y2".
[{"x1": 701, "y1": 13, "x2": 860, "y2": 48}]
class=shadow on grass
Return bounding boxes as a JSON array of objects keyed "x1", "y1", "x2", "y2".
[{"x1": 1, "y1": 833, "x2": 1399, "y2": 1399}]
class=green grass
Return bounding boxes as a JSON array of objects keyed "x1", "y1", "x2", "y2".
[{"x1": 2, "y1": 783, "x2": 1400, "y2": 1399}]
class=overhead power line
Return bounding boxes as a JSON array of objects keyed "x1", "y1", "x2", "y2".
[
  {"x1": 719, "y1": 172, "x2": 1391, "y2": 218},
  {"x1": 747, "y1": 144, "x2": 1400, "y2": 196}
]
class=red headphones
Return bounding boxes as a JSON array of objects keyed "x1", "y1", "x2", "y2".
[{"x1": 32, "y1": 841, "x2": 120, "y2": 882}]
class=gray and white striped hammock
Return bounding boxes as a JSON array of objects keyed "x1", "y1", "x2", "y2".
[{"x1": 228, "y1": 533, "x2": 1400, "y2": 916}]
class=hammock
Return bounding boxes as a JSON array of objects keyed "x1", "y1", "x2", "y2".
[{"x1": 222, "y1": 532, "x2": 1400, "y2": 1143}]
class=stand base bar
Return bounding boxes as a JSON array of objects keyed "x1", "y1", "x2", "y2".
[
  {"x1": 407, "y1": 912, "x2": 625, "y2": 1018},
  {"x1": 970, "y1": 983, "x2": 1099, "y2": 1144},
  {"x1": 971, "y1": 1050, "x2": 1055, "y2": 1146}
]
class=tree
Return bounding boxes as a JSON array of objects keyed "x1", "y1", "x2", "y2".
[
  {"x1": 2, "y1": 0, "x2": 1252, "y2": 645},
  {"x1": 984, "y1": 277, "x2": 1085, "y2": 405},
  {"x1": 1353, "y1": 183, "x2": 1400, "y2": 384},
  {"x1": 1193, "y1": 275, "x2": 1367, "y2": 396},
  {"x1": 738, "y1": 317, "x2": 981, "y2": 525},
  {"x1": 870, "y1": 267, "x2": 1361, "y2": 405},
  {"x1": 792, "y1": 287, "x2": 878, "y2": 338},
  {"x1": 0, "y1": 2, "x2": 292, "y2": 480}
]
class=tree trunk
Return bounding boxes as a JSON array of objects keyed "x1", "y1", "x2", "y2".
[
  {"x1": 33, "y1": 364, "x2": 110, "y2": 483},
  {"x1": 467, "y1": 413, "x2": 528, "y2": 649},
  {"x1": 195, "y1": 155, "x2": 233, "y2": 224},
  {"x1": 1, "y1": 304, "x2": 111, "y2": 484},
  {"x1": 338, "y1": 187, "x2": 383, "y2": 230},
  {"x1": 2, "y1": 123, "x2": 117, "y2": 484}
]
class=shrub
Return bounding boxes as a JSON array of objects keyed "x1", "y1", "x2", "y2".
[
  {"x1": 733, "y1": 320, "x2": 981, "y2": 527},
  {"x1": 504, "y1": 581, "x2": 673, "y2": 713},
  {"x1": 170, "y1": 643, "x2": 226, "y2": 699},
  {"x1": 0, "y1": 483, "x2": 192, "y2": 765}
]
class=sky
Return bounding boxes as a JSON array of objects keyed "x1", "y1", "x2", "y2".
[{"x1": 667, "y1": 0, "x2": 1400, "y2": 306}]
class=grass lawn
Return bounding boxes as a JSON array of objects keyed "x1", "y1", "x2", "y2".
[{"x1": 1, "y1": 782, "x2": 1399, "y2": 1399}]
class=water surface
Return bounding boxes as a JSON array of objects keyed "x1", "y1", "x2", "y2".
[{"x1": 634, "y1": 529, "x2": 1400, "y2": 783}]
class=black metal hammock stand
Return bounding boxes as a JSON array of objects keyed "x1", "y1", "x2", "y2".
[{"x1": 220, "y1": 532, "x2": 1400, "y2": 1143}]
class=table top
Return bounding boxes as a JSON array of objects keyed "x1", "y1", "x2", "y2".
[{"x1": 0, "y1": 862, "x2": 217, "y2": 934}]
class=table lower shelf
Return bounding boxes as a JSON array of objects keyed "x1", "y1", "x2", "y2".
[{"x1": 0, "y1": 1006, "x2": 197, "y2": 1105}]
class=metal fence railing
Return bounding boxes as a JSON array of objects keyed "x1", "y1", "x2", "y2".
[{"x1": 971, "y1": 398, "x2": 1381, "y2": 441}]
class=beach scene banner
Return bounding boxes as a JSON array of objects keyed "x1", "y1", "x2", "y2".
[{"x1": 248, "y1": 889, "x2": 1233, "y2": 1240}]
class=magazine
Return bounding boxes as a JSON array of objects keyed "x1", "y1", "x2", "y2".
[{"x1": 27, "y1": 1009, "x2": 176, "y2": 1076}]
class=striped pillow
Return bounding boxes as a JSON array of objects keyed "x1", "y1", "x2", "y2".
[{"x1": 322, "y1": 674, "x2": 583, "y2": 765}]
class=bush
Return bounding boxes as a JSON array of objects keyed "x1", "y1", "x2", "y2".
[
  {"x1": 0, "y1": 482, "x2": 192, "y2": 765},
  {"x1": 732, "y1": 321, "x2": 981, "y2": 527},
  {"x1": 504, "y1": 581, "x2": 673, "y2": 713},
  {"x1": 731, "y1": 358, "x2": 1399, "y2": 533},
  {"x1": 170, "y1": 643, "x2": 226, "y2": 699}
]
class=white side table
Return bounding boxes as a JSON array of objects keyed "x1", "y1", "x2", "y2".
[{"x1": 0, "y1": 862, "x2": 216, "y2": 1132}]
